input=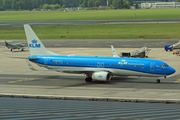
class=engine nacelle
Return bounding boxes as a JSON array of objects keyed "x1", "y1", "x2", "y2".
[{"x1": 92, "y1": 72, "x2": 111, "y2": 81}]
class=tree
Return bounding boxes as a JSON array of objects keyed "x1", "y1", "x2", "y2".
[
  {"x1": 0, "y1": 0, "x2": 132, "y2": 10},
  {"x1": 62, "y1": 5, "x2": 65, "y2": 8},
  {"x1": 123, "y1": 0, "x2": 130, "y2": 9},
  {"x1": 112, "y1": 0, "x2": 124, "y2": 9},
  {"x1": 12, "y1": 0, "x2": 17, "y2": 10},
  {"x1": 3, "y1": 0, "x2": 11, "y2": 9},
  {"x1": 54, "y1": 4, "x2": 60, "y2": 9},
  {"x1": 95, "y1": 0, "x2": 100, "y2": 7},
  {"x1": 88, "y1": 0, "x2": 93, "y2": 7},
  {"x1": 135, "y1": 3, "x2": 138, "y2": 9},
  {"x1": 43, "y1": 4, "x2": 49, "y2": 9}
]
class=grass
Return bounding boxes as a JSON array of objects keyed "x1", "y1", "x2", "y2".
[
  {"x1": 0, "y1": 8, "x2": 180, "y2": 21},
  {"x1": 0, "y1": 23, "x2": 180, "y2": 39}
]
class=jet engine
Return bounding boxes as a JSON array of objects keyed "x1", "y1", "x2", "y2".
[{"x1": 92, "y1": 72, "x2": 111, "y2": 81}]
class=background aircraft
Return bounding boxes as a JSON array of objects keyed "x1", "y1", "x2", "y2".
[
  {"x1": 24, "y1": 24, "x2": 175, "y2": 83},
  {"x1": 2, "y1": 41, "x2": 27, "y2": 51}
]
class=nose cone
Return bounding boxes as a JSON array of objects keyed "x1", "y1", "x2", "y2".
[{"x1": 168, "y1": 67, "x2": 176, "y2": 75}]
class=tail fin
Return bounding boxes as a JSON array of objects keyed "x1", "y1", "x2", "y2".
[
  {"x1": 5, "y1": 41, "x2": 8, "y2": 47},
  {"x1": 24, "y1": 24, "x2": 58, "y2": 56},
  {"x1": 111, "y1": 45, "x2": 119, "y2": 57}
]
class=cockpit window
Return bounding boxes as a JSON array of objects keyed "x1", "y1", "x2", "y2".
[{"x1": 160, "y1": 65, "x2": 169, "y2": 67}]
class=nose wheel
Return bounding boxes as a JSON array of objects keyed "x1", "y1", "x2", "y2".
[
  {"x1": 85, "y1": 76, "x2": 92, "y2": 82},
  {"x1": 156, "y1": 79, "x2": 160, "y2": 83}
]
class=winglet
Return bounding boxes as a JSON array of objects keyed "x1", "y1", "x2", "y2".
[
  {"x1": 111, "y1": 45, "x2": 119, "y2": 57},
  {"x1": 24, "y1": 24, "x2": 58, "y2": 56}
]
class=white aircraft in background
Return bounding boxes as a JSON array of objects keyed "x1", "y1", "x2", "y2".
[
  {"x1": 0, "y1": 41, "x2": 27, "y2": 51},
  {"x1": 111, "y1": 45, "x2": 119, "y2": 57}
]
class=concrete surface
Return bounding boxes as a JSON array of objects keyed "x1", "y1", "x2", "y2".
[{"x1": 0, "y1": 47, "x2": 180, "y2": 103}]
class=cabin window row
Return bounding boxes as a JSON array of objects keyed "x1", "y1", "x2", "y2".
[
  {"x1": 52, "y1": 62, "x2": 110, "y2": 66},
  {"x1": 51, "y1": 61, "x2": 144, "y2": 67}
]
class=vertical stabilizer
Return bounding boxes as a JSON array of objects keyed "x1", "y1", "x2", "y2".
[
  {"x1": 24, "y1": 24, "x2": 58, "y2": 55},
  {"x1": 5, "y1": 41, "x2": 8, "y2": 47},
  {"x1": 111, "y1": 45, "x2": 119, "y2": 57}
]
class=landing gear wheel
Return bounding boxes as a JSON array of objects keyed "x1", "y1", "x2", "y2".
[
  {"x1": 85, "y1": 77, "x2": 92, "y2": 82},
  {"x1": 156, "y1": 79, "x2": 160, "y2": 83},
  {"x1": 21, "y1": 49, "x2": 24, "y2": 51},
  {"x1": 11, "y1": 49, "x2": 12, "y2": 51}
]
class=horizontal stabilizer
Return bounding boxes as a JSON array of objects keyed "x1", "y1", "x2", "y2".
[
  {"x1": 10, "y1": 57, "x2": 38, "y2": 60},
  {"x1": 26, "y1": 59, "x2": 37, "y2": 71}
]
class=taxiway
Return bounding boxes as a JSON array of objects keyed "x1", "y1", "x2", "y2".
[{"x1": 0, "y1": 46, "x2": 180, "y2": 102}]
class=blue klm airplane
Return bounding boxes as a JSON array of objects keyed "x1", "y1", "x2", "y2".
[{"x1": 24, "y1": 24, "x2": 175, "y2": 83}]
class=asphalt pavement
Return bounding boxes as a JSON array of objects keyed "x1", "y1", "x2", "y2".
[
  {"x1": 0, "y1": 19, "x2": 180, "y2": 27},
  {"x1": 1, "y1": 39, "x2": 180, "y2": 48}
]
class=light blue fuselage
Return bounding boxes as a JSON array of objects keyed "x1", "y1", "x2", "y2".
[{"x1": 29, "y1": 55, "x2": 175, "y2": 77}]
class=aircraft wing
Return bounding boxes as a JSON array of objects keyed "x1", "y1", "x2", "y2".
[
  {"x1": 26, "y1": 59, "x2": 109, "y2": 74},
  {"x1": 111, "y1": 45, "x2": 119, "y2": 57}
]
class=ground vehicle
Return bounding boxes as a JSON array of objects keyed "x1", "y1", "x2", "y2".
[{"x1": 165, "y1": 40, "x2": 180, "y2": 51}]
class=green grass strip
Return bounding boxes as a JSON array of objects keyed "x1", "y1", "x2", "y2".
[
  {"x1": 0, "y1": 23, "x2": 180, "y2": 39},
  {"x1": 0, "y1": 8, "x2": 180, "y2": 21}
]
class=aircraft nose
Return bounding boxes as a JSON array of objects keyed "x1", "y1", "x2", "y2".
[{"x1": 169, "y1": 67, "x2": 176, "y2": 74}]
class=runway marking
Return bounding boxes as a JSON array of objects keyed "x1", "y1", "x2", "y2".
[
  {"x1": 8, "y1": 78, "x2": 34, "y2": 84},
  {"x1": 175, "y1": 78, "x2": 180, "y2": 83}
]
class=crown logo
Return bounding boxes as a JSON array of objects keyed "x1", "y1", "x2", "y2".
[
  {"x1": 32, "y1": 39, "x2": 37, "y2": 43},
  {"x1": 98, "y1": 75, "x2": 102, "y2": 78}
]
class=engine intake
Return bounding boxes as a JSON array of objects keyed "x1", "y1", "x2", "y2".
[{"x1": 92, "y1": 72, "x2": 111, "y2": 81}]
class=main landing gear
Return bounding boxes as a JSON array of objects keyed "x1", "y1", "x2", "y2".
[
  {"x1": 85, "y1": 76, "x2": 92, "y2": 82},
  {"x1": 156, "y1": 79, "x2": 160, "y2": 83}
]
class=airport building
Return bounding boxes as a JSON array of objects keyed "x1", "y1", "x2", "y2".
[
  {"x1": 141, "y1": 2, "x2": 180, "y2": 8},
  {"x1": 133, "y1": 0, "x2": 178, "y2": 4}
]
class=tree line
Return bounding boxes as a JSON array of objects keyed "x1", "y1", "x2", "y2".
[{"x1": 0, "y1": 0, "x2": 133, "y2": 10}]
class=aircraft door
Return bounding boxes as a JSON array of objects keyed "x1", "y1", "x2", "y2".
[
  {"x1": 150, "y1": 62, "x2": 155, "y2": 71},
  {"x1": 97, "y1": 62, "x2": 100, "y2": 68},
  {"x1": 44, "y1": 59, "x2": 48, "y2": 65},
  {"x1": 101, "y1": 62, "x2": 104, "y2": 68},
  {"x1": 97, "y1": 62, "x2": 104, "y2": 68}
]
